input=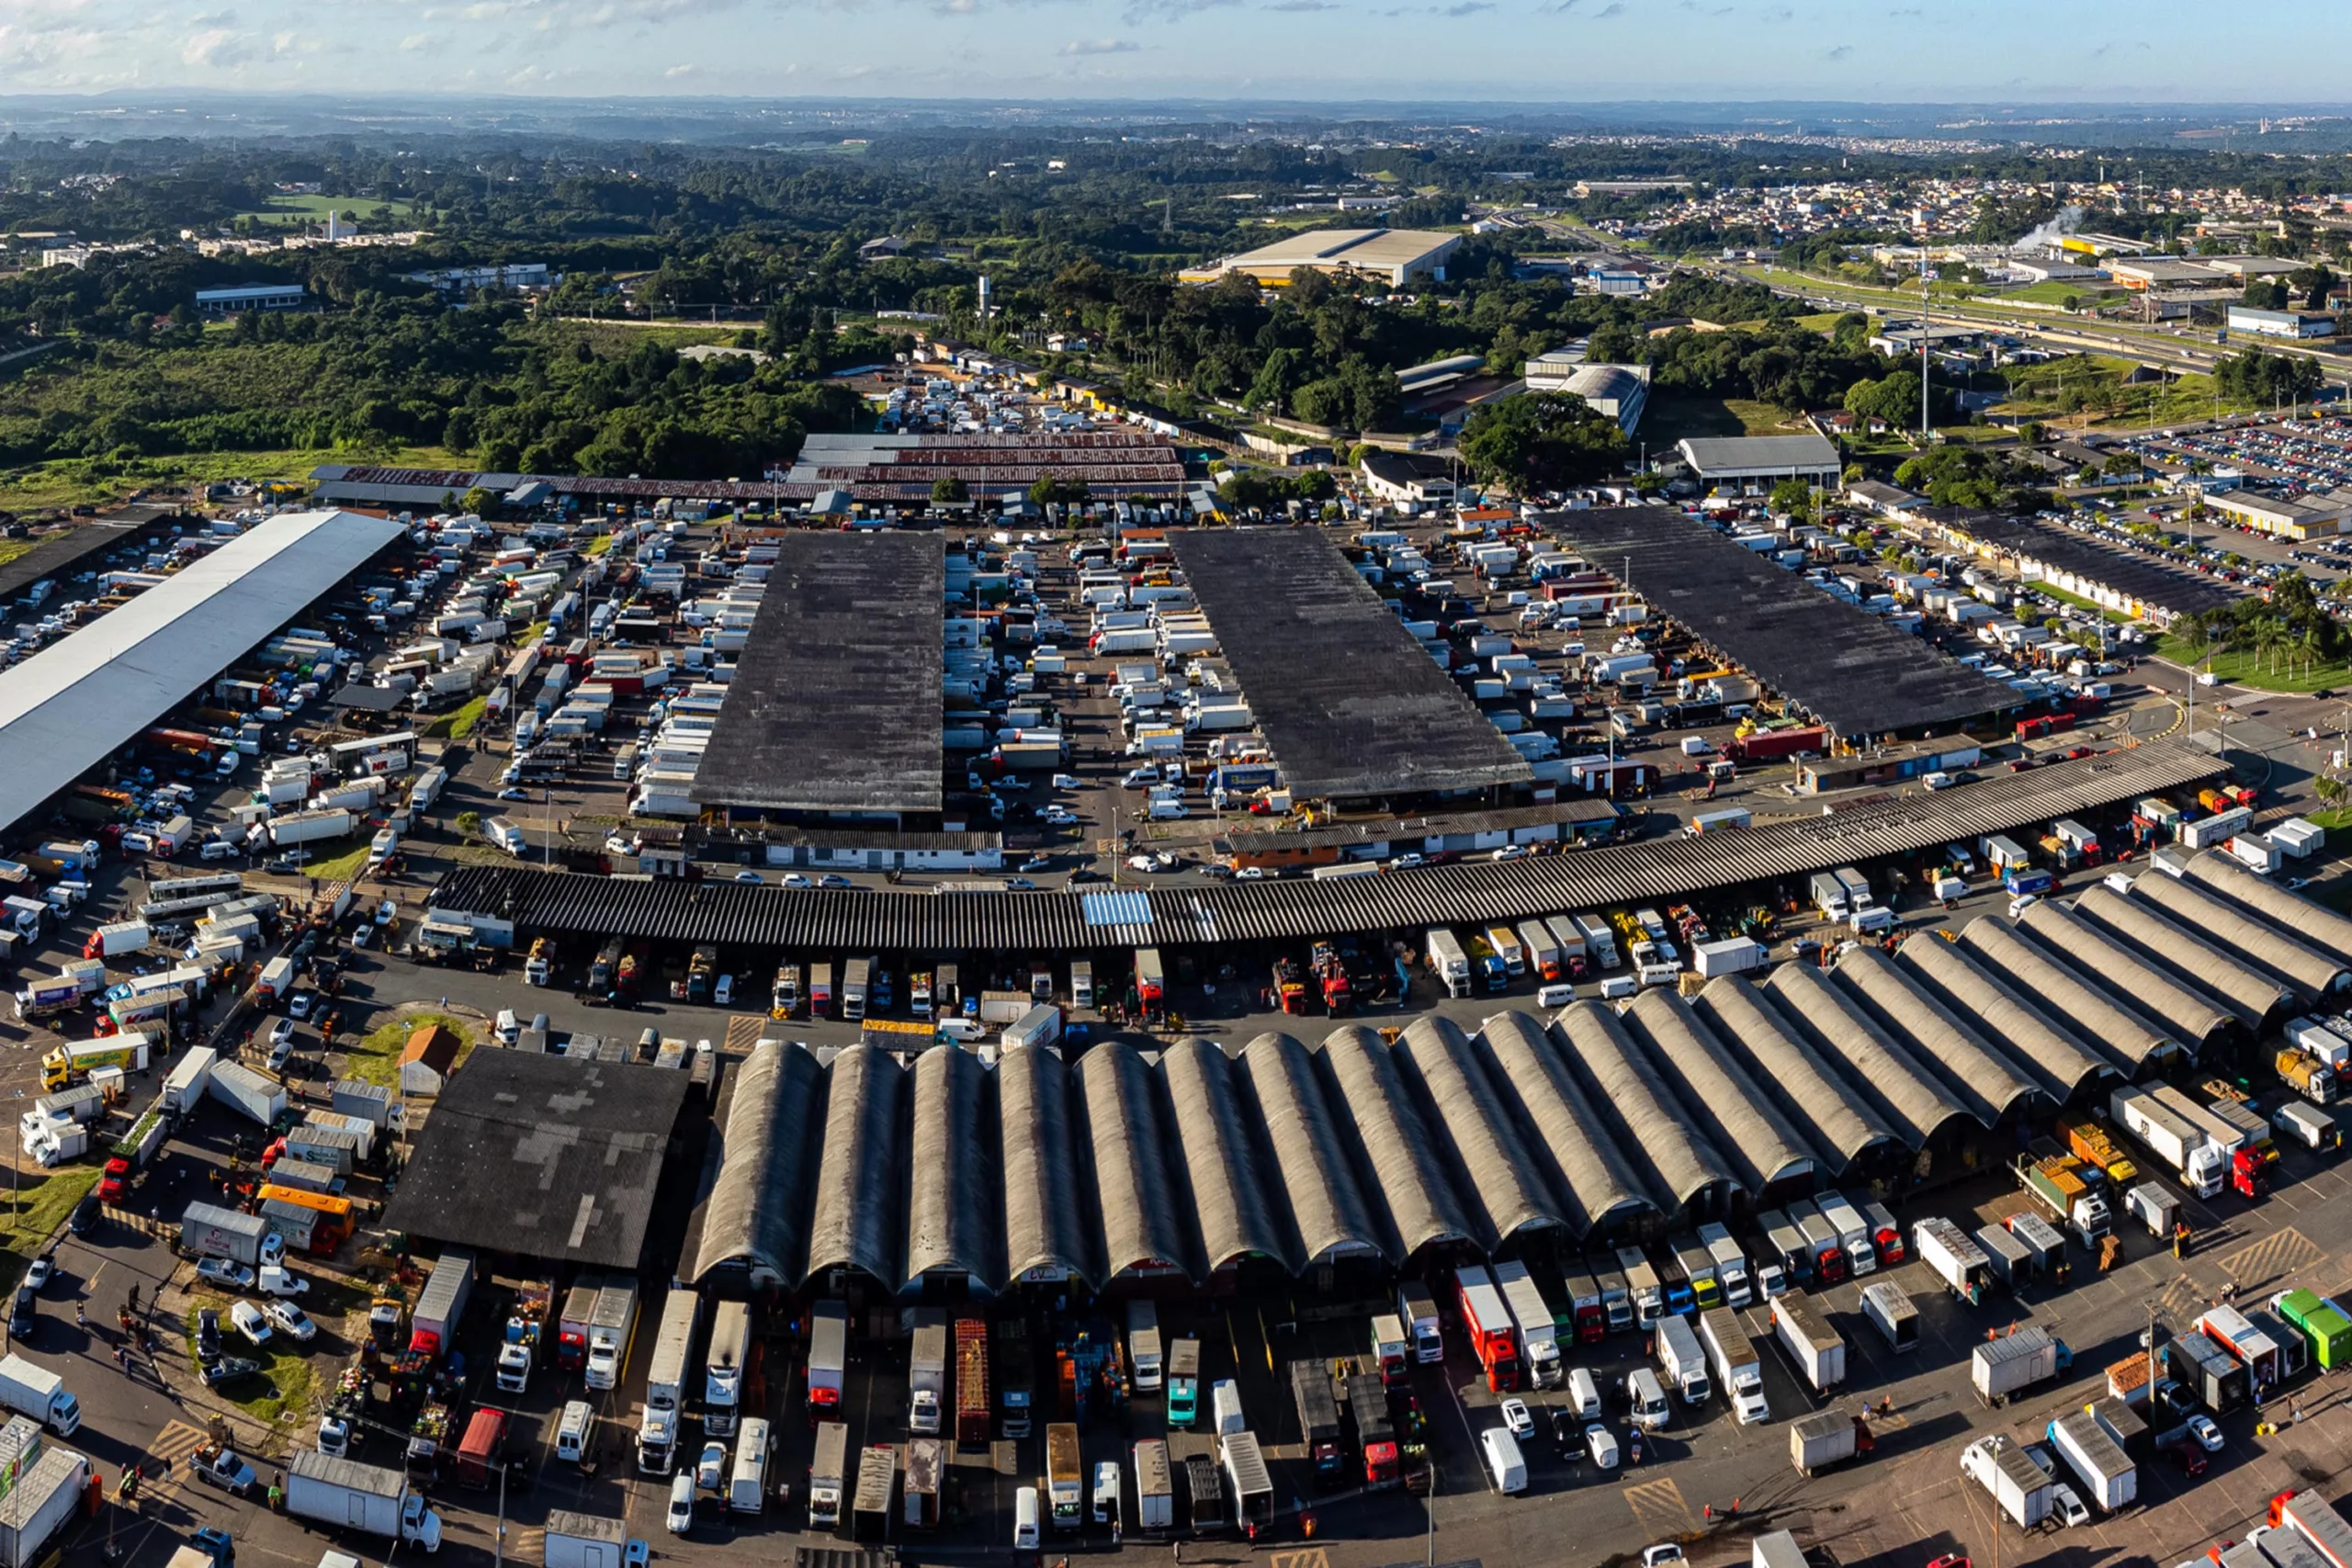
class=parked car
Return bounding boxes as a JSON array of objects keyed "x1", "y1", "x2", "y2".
[
  {"x1": 229, "y1": 1300, "x2": 273, "y2": 1347},
  {"x1": 196, "y1": 1258, "x2": 255, "y2": 1292}
]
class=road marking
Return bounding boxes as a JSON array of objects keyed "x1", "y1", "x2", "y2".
[
  {"x1": 723, "y1": 1015, "x2": 764, "y2": 1054},
  {"x1": 2160, "y1": 1272, "x2": 2214, "y2": 1324},
  {"x1": 1622, "y1": 1476, "x2": 1695, "y2": 1537},
  {"x1": 2216, "y1": 1225, "x2": 2322, "y2": 1292},
  {"x1": 148, "y1": 1419, "x2": 211, "y2": 1466},
  {"x1": 1268, "y1": 1551, "x2": 1330, "y2": 1568}
]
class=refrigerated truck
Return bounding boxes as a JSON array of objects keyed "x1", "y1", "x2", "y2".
[
  {"x1": 1425, "y1": 929, "x2": 1471, "y2": 998},
  {"x1": 808, "y1": 1301, "x2": 847, "y2": 1419},
  {"x1": 1617, "y1": 1245, "x2": 1664, "y2": 1328},
  {"x1": 1126, "y1": 1299, "x2": 1163, "y2": 1391},
  {"x1": 2046, "y1": 1409, "x2": 2134, "y2": 1513},
  {"x1": 1962, "y1": 1435, "x2": 2054, "y2": 1530},
  {"x1": 1973, "y1": 1325, "x2": 2065, "y2": 1406},
  {"x1": 1697, "y1": 1222, "x2": 1751, "y2": 1307},
  {"x1": 1456, "y1": 1265, "x2": 1520, "y2": 1391},
  {"x1": 808, "y1": 1422, "x2": 849, "y2": 1531},
  {"x1": 704, "y1": 1299, "x2": 752, "y2": 1438},
  {"x1": 1785, "y1": 1198, "x2": 1846, "y2": 1284},
  {"x1": 1493, "y1": 1260, "x2": 1561, "y2": 1387},
  {"x1": 1397, "y1": 1283, "x2": 1442, "y2": 1362},
  {"x1": 1815, "y1": 1192, "x2": 1877, "y2": 1278},
  {"x1": 1772, "y1": 1294, "x2": 1845, "y2": 1393},
  {"x1": 1913, "y1": 1217, "x2": 1990, "y2": 1303}
]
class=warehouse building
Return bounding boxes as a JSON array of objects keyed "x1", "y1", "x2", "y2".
[
  {"x1": 1178, "y1": 228, "x2": 1463, "y2": 288},
  {"x1": 195, "y1": 283, "x2": 307, "y2": 313},
  {"x1": 2225, "y1": 305, "x2": 2336, "y2": 341},
  {"x1": 1521, "y1": 359, "x2": 1650, "y2": 434},
  {"x1": 1675, "y1": 434, "x2": 1841, "y2": 495},
  {"x1": 1909, "y1": 505, "x2": 2236, "y2": 628},
  {"x1": 2202, "y1": 489, "x2": 2352, "y2": 541},
  {"x1": 662, "y1": 848, "x2": 2343, "y2": 1299},
  {"x1": 0, "y1": 508, "x2": 405, "y2": 841}
]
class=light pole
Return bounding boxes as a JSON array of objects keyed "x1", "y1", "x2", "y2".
[{"x1": 1424, "y1": 1461, "x2": 1438, "y2": 1567}]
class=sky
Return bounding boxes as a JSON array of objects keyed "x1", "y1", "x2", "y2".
[{"x1": 0, "y1": 0, "x2": 2335, "y2": 105}]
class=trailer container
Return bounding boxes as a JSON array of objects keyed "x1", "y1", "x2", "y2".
[
  {"x1": 2164, "y1": 1325, "x2": 2248, "y2": 1413},
  {"x1": 1962, "y1": 1435, "x2": 2053, "y2": 1530},
  {"x1": 1492, "y1": 1260, "x2": 1560, "y2": 1387},
  {"x1": 2046, "y1": 1408, "x2": 2134, "y2": 1512},
  {"x1": 1974, "y1": 1325, "x2": 2066, "y2": 1407},
  {"x1": 808, "y1": 1423, "x2": 848, "y2": 1531},
  {"x1": 904, "y1": 1438, "x2": 941, "y2": 1531},
  {"x1": 2273, "y1": 1290, "x2": 2352, "y2": 1371},
  {"x1": 1860, "y1": 1280, "x2": 1918, "y2": 1352},
  {"x1": 2278, "y1": 1489, "x2": 2352, "y2": 1568},
  {"x1": 1134, "y1": 1440, "x2": 1173, "y2": 1533},
  {"x1": 1788, "y1": 1410, "x2": 1861, "y2": 1478},
  {"x1": 1913, "y1": 1217, "x2": 1990, "y2": 1304},
  {"x1": 1772, "y1": 1293, "x2": 1844, "y2": 1393},
  {"x1": 1456, "y1": 1265, "x2": 1519, "y2": 1391}
]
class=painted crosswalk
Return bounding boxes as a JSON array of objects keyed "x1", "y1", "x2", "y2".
[
  {"x1": 2159, "y1": 1272, "x2": 2212, "y2": 1323},
  {"x1": 2216, "y1": 1224, "x2": 2323, "y2": 1293},
  {"x1": 1622, "y1": 1476, "x2": 1695, "y2": 1538},
  {"x1": 149, "y1": 1420, "x2": 211, "y2": 1468},
  {"x1": 724, "y1": 1015, "x2": 766, "y2": 1055},
  {"x1": 1269, "y1": 1550, "x2": 1330, "y2": 1568}
]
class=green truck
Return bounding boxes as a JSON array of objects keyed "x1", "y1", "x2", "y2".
[{"x1": 2271, "y1": 1289, "x2": 2352, "y2": 1371}]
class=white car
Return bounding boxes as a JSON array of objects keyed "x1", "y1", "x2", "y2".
[
  {"x1": 374, "y1": 899, "x2": 396, "y2": 924},
  {"x1": 781, "y1": 873, "x2": 810, "y2": 888},
  {"x1": 1498, "y1": 1398, "x2": 1533, "y2": 1440},
  {"x1": 1052, "y1": 773, "x2": 1080, "y2": 790},
  {"x1": 229, "y1": 1300, "x2": 273, "y2": 1347},
  {"x1": 1127, "y1": 855, "x2": 1161, "y2": 874},
  {"x1": 2050, "y1": 1483, "x2": 2090, "y2": 1528},
  {"x1": 196, "y1": 1258, "x2": 254, "y2": 1291},
  {"x1": 1585, "y1": 1422, "x2": 1620, "y2": 1469},
  {"x1": 268, "y1": 1019, "x2": 296, "y2": 1048},
  {"x1": 2188, "y1": 1412, "x2": 2224, "y2": 1451},
  {"x1": 666, "y1": 1472, "x2": 695, "y2": 1535},
  {"x1": 266, "y1": 1301, "x2": 317, "y2": 1341}
]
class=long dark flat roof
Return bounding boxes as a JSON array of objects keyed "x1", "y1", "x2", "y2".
[
  {"x1": 692, "y1": 532, "x2": 944, "y2": 815},
  {"x1": 1546, "y1": 506, "x2": 2014, "y2": 739},
  {"x1": 1170, "y1": 528, "x2": 1533, "y2": 799},
  {"x1": 1917, "y1": 506, "x2": 2238, "y2": 620},
  {"x1": 0, "y1": 519, "x2": 147, "y2": 604},
  {"x1": 435, "y1": 739, "x2": 2222, "y2": 954},
  {"x1": 381, "y1": 1049, "x2": 693, "y2": 1270}
]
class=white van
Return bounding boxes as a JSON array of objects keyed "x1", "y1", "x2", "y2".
[
  {"x1": 1147, "y1": 799, "x2": 1188, "y2": 820},
  {"x1": 1536, "y1": 982, "x2": 1575, "y2": 1008},
  {"x1": 1013, "y1": 1485, "x2": 1041, "y2": 1551},
  {"x1": 1626, "y1": 1368, "x2": 1670, "y2": 1430},
  {"x1": 1091, "y1": 1461, "x2": 1120, "y2": 1526},
  {"x1": 1566, "y1": 1367, "x2": 1601, "y2": 1419},
  {"x1": 1598, "y1": 975, "x2": 1639, "y2": 1001},
  {"x1": 728, "y1": 1417, "x2": 769, "y2": 1513},
  {"x1": 199, "y1": 840, "x2": 240, "y2": 863},
  {"x1": 556, "y1": 1401, "x2": 594, "y2": 1463},
  {"x1": 1211, "y1": 1378, "x2": 1245, "y2": 1436},
  {"x1": 1480, "y1": 1427, "x2": 1527, "y2": 1495}
]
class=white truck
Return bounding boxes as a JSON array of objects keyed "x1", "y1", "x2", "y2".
[
  {"x1": 1573, "y1": 913, "x2": 1620, "y2": 970},
  {"x1": 910, "y1": 1316, "x2": 948, "y2": 1437},
  {"x1": 1913, "y1": 1216, "x2": 1991, "y2": 1303},
  {"x1": 1126, "y1": 1300, "x2": 1163, "y2": 1392},
  {"x1": 584, "y1": 1278, "x2": 639, "y2": 1392},
  {"x1": 2110, "y1": 1084, "x2": 2226, "y2": 1198},
  {"x1": 1656, "y1": 1314, "x2": 1710, "y2": 1404},
  {"x1": 1492, "y1": 1260, "x2": 1561, "y2": 1388},
  {"x1": 1699, "y1": 1308, "x2": 1767, "y2": 1425},
  {"x1": 1425, "y1": 928, "x2": 1471, "y2": 998},
  {"x1": 636, "y1": 1287, "x2": 698, "y2": 1475},
  {"x1": 0, "y1": 1432, "x2": 87, "y2": 1568},
  {"x1": 1973, "y1": 1325, "x2": 2067, "y2": 1407},
  {"x1": 1697, "y1": 1221, "x2": 1752, "y2": 1306},
  {"x1": 0, "y1": 1357, "x2": 78, "y2": 1436},
  {"x1": 1962, "y1": 1435, "x2": 2055, "y2": 1529},
  {"x1": 1815, "y1": 1191, "x2": 1878, "y2": 1278},
  {"x1": 808, "y1": 1421, "x2": 849, "y2": 1532},
  {"x1": 285, "y1": 1450, "x2": 445, "y2": 1552},
  {"x1": 1772, "y1": 1294, "x2": 1845, "y2": 1393},
  {"x1": 541, "y1": 1511, "x2": 637, "y2": 1568},
  {"x1": 705, "y1": 1299, "x2": 752, "y2": 1437},
  {"x1": 2046, "y1": 1409, "x2": 2134, "y2": 1513}
]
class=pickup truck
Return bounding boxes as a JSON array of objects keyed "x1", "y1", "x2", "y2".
[{"x1": 191, "y1": 1444, "x2": 257, "y2": 1495}]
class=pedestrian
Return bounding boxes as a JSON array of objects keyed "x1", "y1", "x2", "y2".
[{"x1": 74, "y1": 1305, "x2": 85, "y2": 1329}]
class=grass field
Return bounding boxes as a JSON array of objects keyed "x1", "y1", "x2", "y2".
[
  {"x1": 0, "y1": 538, "x2": 44, "y2": 570},
  {"x1": 345, "y1": 1010, "x2": 474, "y2": 1088},
  {"x1": 1640, "y1": 396, "x2": 1798, "y2": 447},
  {"x1": 1996, "y1": 281, "x2": 2118, "y2": 308},
  {"x1": 232, "y1": 194, "x2": 415, "y2": 225},
  {"x1": 0, "y1": 445, "x2": 465, "y2": 512},
  {"x1": 427, "y1": 695, "x2": 490, "y2": 742},
  {"x1": 181, "y1": 1297, "x2": 319, "y2": 1424},
  {"x1": 2154, "y1": 632, "x2": 2352, "y2": 694},
  {"x1": 0, "y1": 1168, "x2": 96, "y2": 1280}
]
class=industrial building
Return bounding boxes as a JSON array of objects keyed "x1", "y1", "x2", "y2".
[
  {"x1": 195, "y1": 283, "x2": 307, "y2": 313},
  {"x1": 2201, "y1": 489, "x2": 2352, "y2": 541},
  {"x1": 428, "y1": 740, "x2": 2224, "y2": 957},
  {"x1": 1521, "y1": 359, "x2": 1650, "y2": 434},
  {"x1": 668, "y1": 848, "x2": 2346, "y2": 1297},
  {"x1": 1545, "y1": 505, "x2": 2012, "y2": 739},
  {"x1": 0, "y1": 508, "x2": 406, "y2": 840},
  {"x1": 691, "y1": 532, "x2": 947, "y2": 819},
  {"x1": 781, "y1": 433, "x2": 1188, "y2": 504},
  {"x1": 382, "y1": 1048, "x2": 696, "y2": 1271},
  {"x1": 1167, "y1": 528, "x2": 1533, "y2": 802},
  {"x1": 2225, "y1": 305, "x2": 2336, "y2": 341},
  {"x1": 1907, "y1": 505, "x2": 2236, "y2": 628},
  {"x1": 1675, "y1": 434, "x2": 1842, "y2": 495},
  {"x1": 1178, "y1": 228, "x2": 1463, "y2": 288}
]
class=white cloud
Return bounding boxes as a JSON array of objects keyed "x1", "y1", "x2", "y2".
[
  {"x1": 181, "y1": 25, "x2": 248, "y2": 63},
  {"x1": 663, "y1": 60, "x2": 693, "y2": 73},
  {"x1": 398, "y1": 29, "x2": 433, "y2": 46},
  {"x1": 1061, "y1": 35, "x2": 1136, "y2": 52}
]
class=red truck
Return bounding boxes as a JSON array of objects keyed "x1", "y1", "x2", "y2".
[
  {"x1": 954, "y1": 1318, "x2": 990, "y2": 1448},
  {"x1": 1728, "y1": 726, "x2": 1827, "y2": 763},
  {"x1": 555, "y1": 1282, "x2": 598, "y2": 1372},
  {"x1": 455, "y1": 1408, "x2": 504, "y2": 1489},
  {"x1": 1455, "y1": 1265, "x2": 1519, "y2": 1392}
]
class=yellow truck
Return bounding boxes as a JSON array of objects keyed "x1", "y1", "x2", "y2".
[
  {"x1": 2061, "y1": 1118, "x2": 2139, "y2": 1186},
  {"x1": 41, "y1": 1035, "x2": 151, "y2": 1091}
]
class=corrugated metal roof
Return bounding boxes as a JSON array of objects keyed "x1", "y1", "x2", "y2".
[
  {"x1": 905, "y1": 1044, "x2": 999, "y2": 1291},
  {"x1": 1393, "y1": 1016, "x2": 1565, "y2": 1248},
  {"x1": 1760, "y1": 963, "x2": 1973, "y2": 1145},
  {"x1": 1895, "y1": 935, "x2": 2120, "y2": 1100},
  {"x1": 691, "y1": 1041, "x2": 824, "y2": 1286},
  {"x1": 1476, "y1": 1010, "x2": 1657, "y2": 1236},
  {"x1": 1688, "y1": 975, "x2": 1895, "y2": 1172},
  {"x1": 1312, "y1": 1027, "x2": 1476, "y2": 1258},
  {"x1": 1072, "y1": 1044, "x2": 1192, "y2": 1281},
  {"x1": 2015, "y1": 899, "x2": 2234, "y2": 1052},
  {"x1": 1160, "y1": 1038, "x2": 1292, "y2": 1273},
  {"x1": 1237, "y1": 1032, "x2": 1387, "y2": 1265},
  {"x1": 433, "y1": 741, "x2": 2224, "y2": 954},
  {"x1": 1620, "y1": 988, "x2": 1816, "y2": 1192},
  {"x1": 1551, "y1": 1001, "x2": 1739, "y2": 1206},
  {"x1": 1954, "y1": 917, "x2": 2179, "y2": 1070},
  {"x1": 997, "y1": 1043, "x2": 1092, "y2": 1285},
  {"x1": 0, "y1": 509, "x2": 403, "y2": 838},
  {"x1": 2072, "y1": 885, "x2": 2289, "y2": 1028},
  {"x1": 1830, "y1": 945, "x2": 2045, "y2": 1122},
  {"x1": 2185, "y1": 852, "x2": 2352, "y2": 969},
  {"x1": 2134, "y1": 871, "x2": 2349, "y2": 1004},
  {"x1": 803, "y1": 1044, "x2": 905, "y2": 1288}
]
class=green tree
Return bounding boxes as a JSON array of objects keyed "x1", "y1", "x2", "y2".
[
  {"x1": 931, "y1": 475, "x2": 969, "y2": 505},
  {"x1": 1770, "y1": 477, "x2": 1815, "y2": 521},
  {"x1": 1457, "y1": 392, "x2": 1630, "y2": 493},
  {"x1": 460, "y1": 485, "x2": 503, "y2": 519}
]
